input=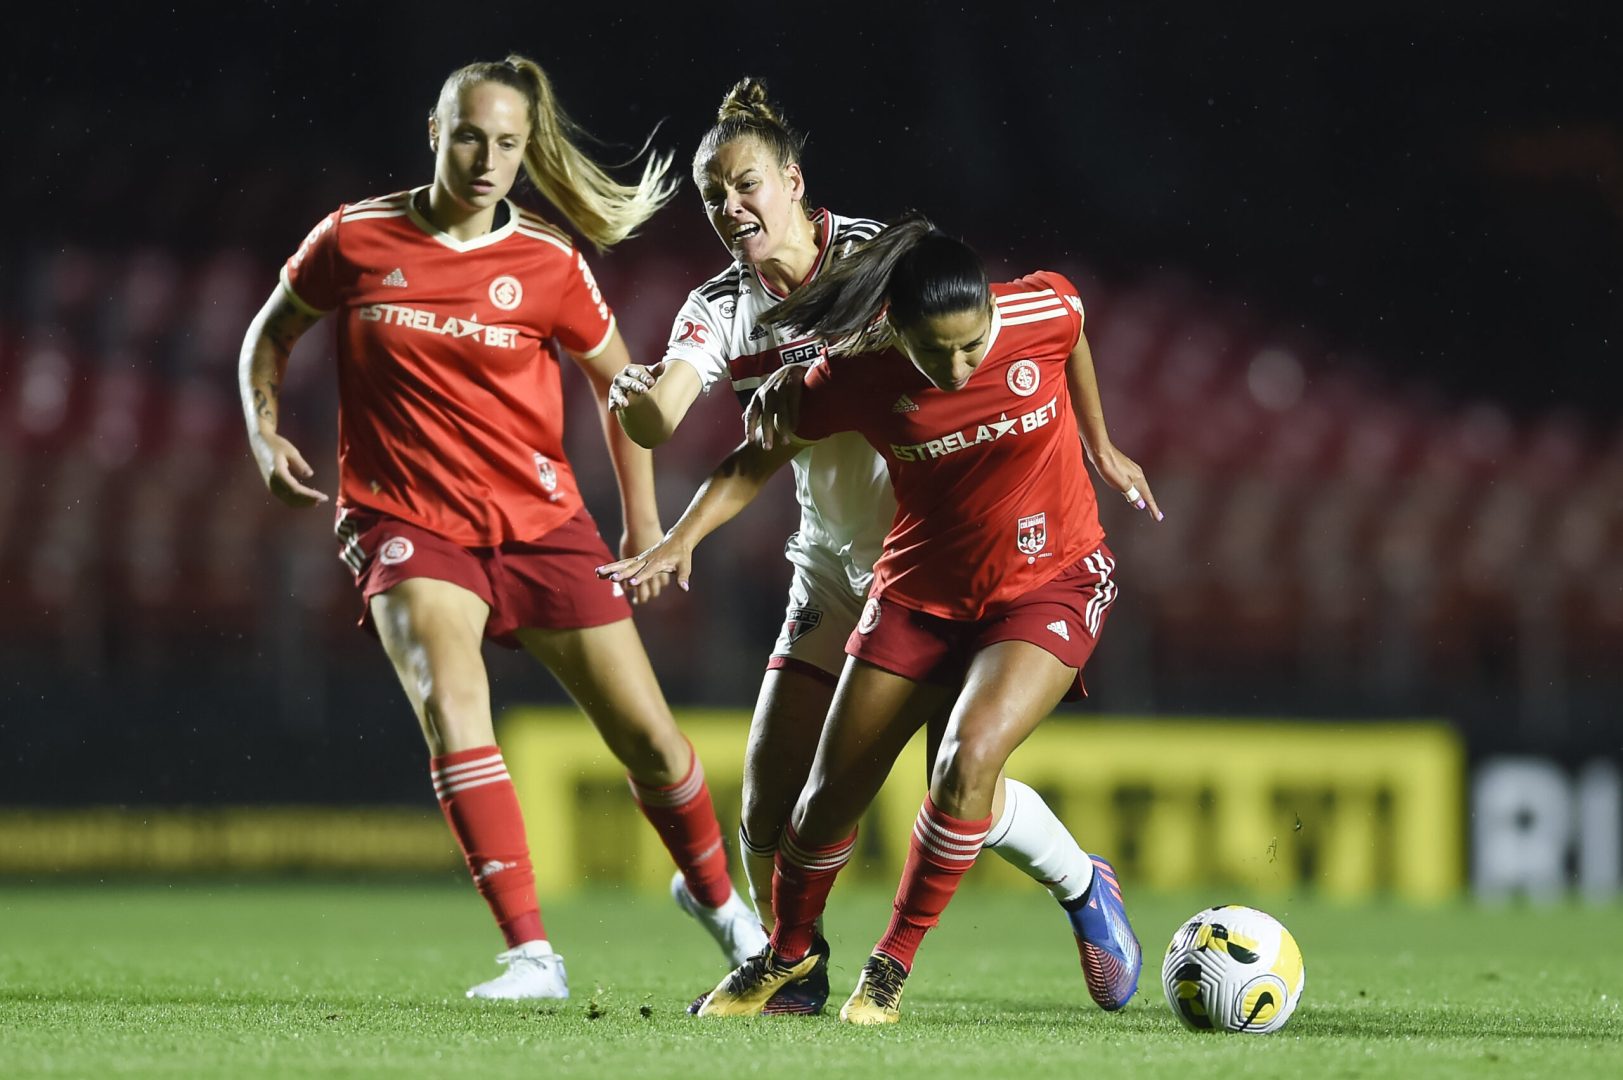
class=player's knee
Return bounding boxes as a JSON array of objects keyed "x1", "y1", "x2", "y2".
[
  {"x1": 739, "y1": 800, "x2": 786, "y2": 853},
  {"x1": 931, "y1": 737, "x2": 1004, "y2": 810},
  {"x1": 420, "y1": 685, "x2": 489, "y2": 746}
]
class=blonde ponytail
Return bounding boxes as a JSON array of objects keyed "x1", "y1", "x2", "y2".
[{"x1": 433, "y1": 56, "x2": 678, "y2": 251}]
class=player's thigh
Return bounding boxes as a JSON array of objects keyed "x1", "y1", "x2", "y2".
[
  {"x1": 742, "y1": 667, "x2": 836, "y2": 837},
  {"x1": 795, "y1": 659, "x2": 954, "y2": 839},
  {"x1": 933, "y1": 640, "x2": 1076, "y2": 797},
  {"x1": 368, "y1": 577, "x2": 494, "y2": 752},
  {"x1": 514, "y1": 618, "x2": 686, "y2": 778}
]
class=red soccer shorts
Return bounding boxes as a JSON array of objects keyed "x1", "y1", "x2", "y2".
[
  {"x1": 336, "y1": 504, "x2": 632, "y2": 648},
  {"x1": 847, "y1": 544, "x2": 1118, "y2": 700}
]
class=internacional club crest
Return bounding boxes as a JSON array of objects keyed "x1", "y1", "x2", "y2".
[
  {"x1": 1007, "y1": 358, "x2": 1040, "y2": 397},
  {"x1": 533, "y1": 453, "x2": 558, "y2": 493},
  {"x1": 489, "y1": 275, "x2": 524, "y2": 311},
  {"x1": 1017, "y1": 512, "x2": 1048, "y2": 555},
  {"x1": 857, "y1": 597, "x2": 882, "y2": 635},
  {"x1": 379, "y1": 537, "x2": 415, "y2": 566}
]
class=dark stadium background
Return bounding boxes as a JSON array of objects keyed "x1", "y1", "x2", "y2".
[{"x1": 2, "y1": 4, "x2": 1618, "y2": 826}]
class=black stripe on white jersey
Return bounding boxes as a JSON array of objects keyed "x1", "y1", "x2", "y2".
[{"x1": 698, "y1": 266, "x2": 746, "y2": 304}]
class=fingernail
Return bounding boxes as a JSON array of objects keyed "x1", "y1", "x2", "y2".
[
  {"x1": 679, "y1": 581, "x2": 689, "y2": 591},
  {"x1": 1156, "y1": 511, "x2": 1165, "y2": 521},
  {"x1": 1136, "y1": 499, "x2": 1146, "y2": 510}
]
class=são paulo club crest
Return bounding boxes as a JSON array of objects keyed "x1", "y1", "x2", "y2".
[
  {"x1": 857, "y1": 597, "x2": 882, "y2": 635},
  {"x1": 489, "y1": 275, "x2": 524, "y2": 311},
  {"x1": 783, "y1": 606, "x2": 823, "y2": 644},
  {"x1": 1007, "y1": 358, "x2": 1040, "y2": 397},
  {"x1": 378, "y1": 536, "x2": 415, "y2": 566},
  {"x1": 1017, "y1": 512, "x2": 1048, "y2": 555}
]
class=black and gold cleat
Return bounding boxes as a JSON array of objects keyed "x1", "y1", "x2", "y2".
[
  {"x1": 838, "y1": 951, "x2": 909, "y2": 1025},
  {"x1": 695, "y1": 937, "x2": 829, "y2": 1018}
]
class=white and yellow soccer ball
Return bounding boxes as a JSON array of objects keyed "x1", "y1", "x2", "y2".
[{"x1": 1162, "y1": 905, "x2": 1305, "y2": 1033}]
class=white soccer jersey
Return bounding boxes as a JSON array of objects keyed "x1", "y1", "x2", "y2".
[{"x1": 662, "y1": 209, "x2": 893, "y2": 593}]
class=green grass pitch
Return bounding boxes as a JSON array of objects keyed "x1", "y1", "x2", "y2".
[{"x1": 2, "y1": 881, "x2": 1618, "y2": 1078}]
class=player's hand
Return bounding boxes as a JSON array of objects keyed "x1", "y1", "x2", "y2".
[
  {"x1": 608, "y1": 361, "x2": 664, "y2": 412},
  {"x1": 1091, "y1": 443, "x2": 1163, "y2": 522},
  {"x1": 617, "y1": 524, "x2": 669, "y2": 605},
  {"x1": 744, "y1": 363, "x2": 807, "y2": 450},
  {"x1": 251, "y1": 431, "x2": 329, "y2": 508},
  {"x1": 596, "y1": 531, "x2": 695, "y2": 595}
]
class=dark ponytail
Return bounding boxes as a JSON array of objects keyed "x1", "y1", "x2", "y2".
[{"x1": 762, "y1": 211, "x2": 990, "y2": 350}]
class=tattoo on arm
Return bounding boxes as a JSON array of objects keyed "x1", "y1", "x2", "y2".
[{"x1": 252, "y1": 381, "x2": 279, "y2": 422}]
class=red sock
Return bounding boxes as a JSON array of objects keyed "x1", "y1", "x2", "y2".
[
  {"x1": 874, "y1": 796, "x2": 991, "y2": 970},
  {"x1": 770, "y1": 824, "x2": 857, "y2": 960},
  {"x1": 432, "y1": 746, "x2": 544, "y2": 948},
  {"x1": 627, "y1": 741, "x2": 732, "y2": 909}
]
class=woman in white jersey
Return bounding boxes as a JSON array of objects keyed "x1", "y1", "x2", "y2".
[{"x1": 607, "y1": 79, "x2": 1128, "y2": 1015}]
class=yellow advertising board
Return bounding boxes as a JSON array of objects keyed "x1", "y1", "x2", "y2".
[
  {"x1": 0, "y1": 712, "x2": 1462, "y2": 902},
  {"x1": 502, "y1": 710, "x2": 1463, "y2": 903}
]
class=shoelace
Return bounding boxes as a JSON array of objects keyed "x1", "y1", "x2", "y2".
[
  {"x1": 721, "y1": 948, "x2": 781, "y2": 993},
  {"x1": 861, "y1": 955, "x2": 907, "y2": 1010}
]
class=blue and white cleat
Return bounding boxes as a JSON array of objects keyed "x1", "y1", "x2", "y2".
[{"x1": 1066, "y1": 856, "x2": 1142, "y2": 1011}]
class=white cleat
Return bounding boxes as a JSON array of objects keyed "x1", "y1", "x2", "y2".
[
  {"x1": 671, "y1": 870, "x2": 769, "y2": 967},
  {"x1": 465, "y1": 940, "x2": 569, "y2": 1000}
]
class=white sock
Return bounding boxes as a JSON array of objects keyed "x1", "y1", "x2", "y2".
[
  {"x1": 985, "y1": 778, "x2": 1095, "y2": 904},
  {"x1": 738, "y1": 824, "x2": 778, "y2": 929}
]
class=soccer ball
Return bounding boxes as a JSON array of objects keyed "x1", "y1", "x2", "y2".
[{"x1": 1161, "y1": 905, "x2": 1305, "y2": 1033}]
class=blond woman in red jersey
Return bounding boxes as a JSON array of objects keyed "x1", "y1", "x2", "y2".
[
  {"x1": 236, "y1": 56, "x2": 763, "y2": 1001},
  {"x1": 617, "y1": 214, "x2": 1159, "y2": 1023}
]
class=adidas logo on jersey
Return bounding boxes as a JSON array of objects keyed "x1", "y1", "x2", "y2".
[
  {"x1": 892, "y1": 394, "x2": 920, "y2": 413},
  {"x1": 748, "y1": 324, "x2": 769, "y2": 340},
  {"x1": 381, "y1": 267, "x2": 408, "y2": 288},
  {"x1": 1047, "y1": 620, "x2": 1070, "y2": 641}
]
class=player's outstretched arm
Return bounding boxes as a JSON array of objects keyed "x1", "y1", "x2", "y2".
[
  {"x1": 1066, "y1": 329, "x2": 1163, "y2": 522},
  {"x1": 239, "y1": 286, "x2": 328, "y2": 508},
  {"x1": 575, "y1": 328, "x2": 670, "y2": 604},
  {"x1": 595, "y1": 437, "x2": 799, "y2": 591},
  {"x1": 608, "y1": 358, "x2": 703, "y2": 448}
]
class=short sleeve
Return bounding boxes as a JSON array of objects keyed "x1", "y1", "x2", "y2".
[
  {"x1": 554, "y1": 248, "x2": 617, "y2": 359},
  {"x1": 790, "y1": 356, "x2": 855, "y2": 443},
  {"x1": 1034, "y1": 270, "x2": 1085, "y2": 352},
  {"x1": 659, "y1": 292, "x2": 730, "y2": 392},
  {"x1": 280, "y1": 209, "x2": 343, "y2": 315}
]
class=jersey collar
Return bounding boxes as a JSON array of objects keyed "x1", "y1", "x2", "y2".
[
  {"x1": 405, "y1": 185, "x2": 520, "y2": 252},
  {"x1": 752, "y1": 207, "x2": 833, "y2": 300}
]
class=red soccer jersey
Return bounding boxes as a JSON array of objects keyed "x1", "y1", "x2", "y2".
[
  {"x1": 793, "y1": 272, "x2": 1104, "y2": 620},
  {"x1": 280, "y1": 188, "x2": 616, "y2": 546}
]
